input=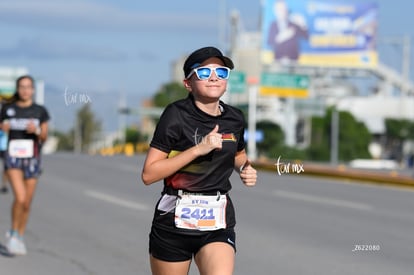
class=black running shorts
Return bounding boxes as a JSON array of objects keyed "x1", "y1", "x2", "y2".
[{"x1": 149, "y1": 226, "x2": 236, "y2": 262}]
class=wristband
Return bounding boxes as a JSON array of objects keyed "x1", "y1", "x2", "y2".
[
  {"x1": 239, "y1": 162, "x2": 246, "y2": 172},
  {"x1": 35, "y1": 127, "x2": 41, "y2": 135},
  {"x1": 239, "y1": 160, "x2": 251, "y2": 172}
]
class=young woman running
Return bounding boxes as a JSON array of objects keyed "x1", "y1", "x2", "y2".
[
  {"x1": 1, "y1": 75, "x2": 50, "y2": 255},
  {"x1": 142, "y1": 46, "x2": 257, "y2": 275}
]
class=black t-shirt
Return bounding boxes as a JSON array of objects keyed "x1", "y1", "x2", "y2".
[
  {"x1": 149, "y1": 94, "x2": 246, "y2": 232},
  {"x1": 150, "y1": 94, "x2": 246, "y2": 193},
  {"x1": 0, "y1": 102, "x2": 50, "y2": 157}
]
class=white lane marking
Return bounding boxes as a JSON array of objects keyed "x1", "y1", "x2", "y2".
[
  {"x1": 273, "y1": 190, "x2": 373, "y2": 211},
  {"x1": 85, "y1": 190, "x2": 149, "y2": 211},
  {"x1": 118, "y1": 165, "x2": 140, "y2": 173}
]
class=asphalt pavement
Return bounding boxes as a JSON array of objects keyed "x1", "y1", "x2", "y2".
[{"x1": 0, "y1": 153, "x2": 413, "y2": 274}]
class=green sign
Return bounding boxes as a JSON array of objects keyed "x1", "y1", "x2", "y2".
[
  {"x1": 260, "y1": 72, "x2": 310, "y2": 98},
  {"x1": 0, "y1": 80, "x2": 15, "y2": 99},
  {"x1": 294, "y1": 99, "x2": 325, "y2": 117},
  {"x1": 228, "y1": 71, "x2": 246, "y2": 93},
  {"x1": 260, "y1": 73, "x2": 309, "y2": 89}
]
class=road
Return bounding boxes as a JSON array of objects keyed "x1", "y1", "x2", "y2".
[{"x1": 0, "y1": 153, "x2": 413, "y2": 274}]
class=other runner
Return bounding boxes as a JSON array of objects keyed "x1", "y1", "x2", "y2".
[{"x1": 1, "y1": 75, "x2": 50, "y2": 255}]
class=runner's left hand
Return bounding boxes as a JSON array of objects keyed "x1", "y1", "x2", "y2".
[
  {"x1": 240, "y1": 160, "x2": 257, "y2": 187},
  {"x1": 26, "y1": 119, "x2": 37, "y2": 134}
]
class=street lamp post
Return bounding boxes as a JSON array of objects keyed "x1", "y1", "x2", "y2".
[
  {"x1": 247, "y1": 77, "x2": 259, "y2": 161},
  {"x1": 330, "y1": 106, "x2": 339, "y2": 166}
]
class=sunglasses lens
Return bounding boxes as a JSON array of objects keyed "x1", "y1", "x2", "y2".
[
  {"x1": 194, "y1": 67, "x2": 230, "y2": 80},
  {"x1": 215, "y1": 67, "x2": 229, "y2": 79},
  {"x1": 195, "y1": 68, "x2": 212, "y2": 80}
]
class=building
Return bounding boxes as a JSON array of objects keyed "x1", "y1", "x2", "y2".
[{"x1": 169, "y1": 19, "x2": 414, "y2": 162}]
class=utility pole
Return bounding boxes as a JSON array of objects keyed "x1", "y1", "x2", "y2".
[
  {"x1": 118, "y1": 92, "x2": 127, "y2": 144},
  {"x1": 35, "y1": 79, "x2": 44, "y2": 105},
  {"x1": 219, "y1": 0, "x2": 227, "y2": 51},
  {"x1": 74, "y1": 115, "x2": 82, "y2": 154},
  {"x1": 330, "y1": 107, "x2": 339, "y2": 166},
  {"x1": 381, "y1": 35, "x2": 412, "y2": 121},
  {"x1": 247, "y1": 77, "x2": 258, "y2": 161},
  {"x1": 402, "y1": 34, "x2": 411, "y2": 82},
  {"x1": 381, "y1": 35, "x2": 411, "y2": 88},
  {"x1": 402, "y1": 35, "x2": 412, "y2": 122}
]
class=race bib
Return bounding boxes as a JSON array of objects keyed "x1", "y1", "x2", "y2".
[
  {"x1": 8, "y1": 139, "x2": 34, "y2": 158},
  {"x1": 175, "y1": 192, "x2": 227, "y2": 231}
]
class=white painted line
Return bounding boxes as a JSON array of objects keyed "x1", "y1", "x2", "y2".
[
  {"x1": 118, "y1": 165, "x2": 140, "y2": 173},
  {"x1": 273, "y1": 190, "x2": 373, "y2": 211},
  {"x1": 85, "y1": 190, "x2": 149, "y2": 211}
]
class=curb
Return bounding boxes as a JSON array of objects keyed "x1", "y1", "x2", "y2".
[{"x1": 252, "y1": 160, "x2": 414, "y2": 190}]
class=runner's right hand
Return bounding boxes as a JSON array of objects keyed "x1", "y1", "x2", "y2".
[{"x1": 196, "y1": 125, "x2": 222, "y2": 156}]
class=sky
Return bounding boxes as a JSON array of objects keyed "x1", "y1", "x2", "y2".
[{"x1": 0, "y1": 0, "x2": 412, "y2": 134}]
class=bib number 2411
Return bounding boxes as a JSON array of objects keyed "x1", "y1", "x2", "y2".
[{"x1": 175, "y1": 194, "x2": 227, "y2": 231}]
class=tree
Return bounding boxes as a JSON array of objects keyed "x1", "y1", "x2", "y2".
[
  {"x1": 54, "y1": 130, "x2": 74, "y2": 151},
  {"x1": 337, "y1": 110, "x2": 371, "y2": 161},
  {"x1": 256, "y1": 120, "x2": 285, "y2": 158},
  {"x1": 384, "y1": 118, "x2": 414, "y2": 161},
  {"x1": 307, "y1": 116, "x2": 330, "y2": 161},
  {"x1": 75, "y1": 104, "x2": 102, "y2": 153},
  {"x1": 125, "y1": 126, "x2": 146, "y2": 145},
  {"x1": 255, "y1": 120, "x2": 307, "y2": 160},
  {"x1": 153, "y1": 82, "x2": 188, "y2": 108},
  {"x1": 307, "y1": 108, "x2": 371, "y2": 162}
]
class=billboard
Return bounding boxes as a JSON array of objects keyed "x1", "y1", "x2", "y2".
[
  {"x1": 262, "y1": 0, "x2": 378, "y2": 68},
  {"x1": 0, "y1": 67, "x2": 29, "y2": 100},
  {"x1": 0, "y1": 79, "x2": 15, "y2": 100}
]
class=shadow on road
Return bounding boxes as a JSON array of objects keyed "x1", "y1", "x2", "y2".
[{"x1": 0, "y1": 242, "x2": 15, "y2": 257}]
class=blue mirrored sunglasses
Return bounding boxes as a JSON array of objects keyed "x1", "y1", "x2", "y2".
[{"x1": 186, "y1": 67, "x2": 230, "y2": 80}]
